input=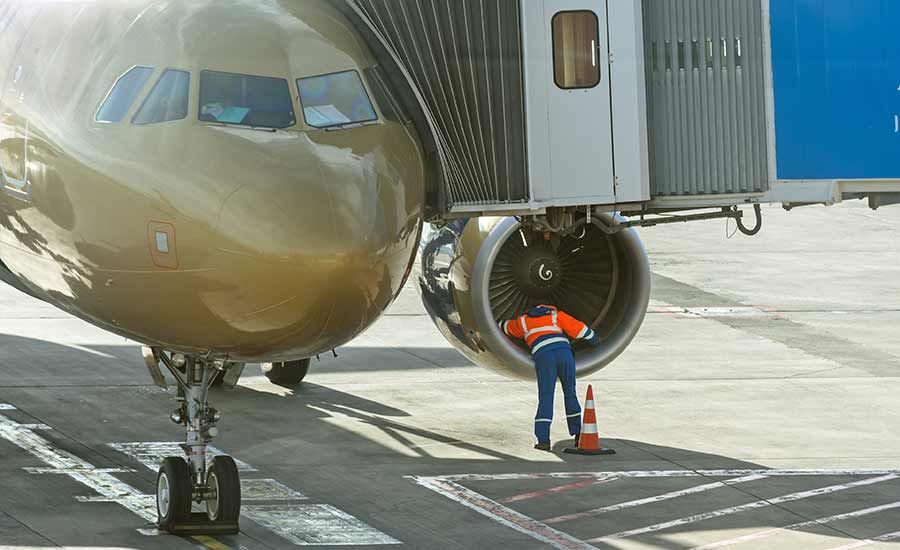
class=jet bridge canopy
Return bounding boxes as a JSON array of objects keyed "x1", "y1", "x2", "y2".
[
  {"x1": 334, "y1": 0, "x2": 649, "y2": 216},
  {"x1": 343, "y1": 0, "x2": 531, "y2": 209},
  {"x1": 333, "y1": 0, "x2": 900, "y2": 220}
]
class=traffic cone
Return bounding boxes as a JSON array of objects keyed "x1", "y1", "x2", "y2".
[{"x1": 564, "y1": 385, "x2": 616, "y2": 456}]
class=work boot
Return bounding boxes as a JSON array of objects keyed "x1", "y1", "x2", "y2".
[
  {"x1": 534, "y1": 441, "x2": 551, "y2": 451},
  {"x1": 573, "y1": 434, "x2": 581, "y2": 447}
]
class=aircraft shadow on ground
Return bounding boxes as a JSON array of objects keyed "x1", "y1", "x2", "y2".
[{"x1": 0, "y1": 334, "x2": 895, "y2": 548}]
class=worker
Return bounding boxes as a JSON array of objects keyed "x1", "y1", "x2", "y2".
[{"x1": 501, "y1": 305, "x2": 601, "y2": 451}]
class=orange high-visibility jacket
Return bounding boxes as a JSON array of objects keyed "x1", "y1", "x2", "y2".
[{"x1": 500, "y1": 305, "x2": 596, "y2": 356}]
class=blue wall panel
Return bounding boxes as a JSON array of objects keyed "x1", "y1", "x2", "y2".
[{"x1": 771, "y1": 0, "x2": 900, "y2": 180}]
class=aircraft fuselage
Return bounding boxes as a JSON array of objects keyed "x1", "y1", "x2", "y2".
[{"x1": 0, "y1": 0, "x2": 425, "y2": 361}]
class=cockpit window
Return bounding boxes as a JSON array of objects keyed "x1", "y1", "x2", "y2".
[
  {"x1": 96, "y1": 66, "x2": 154, "y2": 123},
  {"x1": 199, "y1": 70, "x2": 296, "y2": 129},
  {"x1": 132, "y1": 69, "x2": 190, "y2": 125},
  {"x1": 297, "y1": 70, "x2": 378, "y2": 129}
]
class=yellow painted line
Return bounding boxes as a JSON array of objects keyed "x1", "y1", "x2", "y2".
[{"x1": 192, "y1": 535, "x2": 231, "y2": 550}]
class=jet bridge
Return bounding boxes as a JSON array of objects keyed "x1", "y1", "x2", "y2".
[{"x1": 333, "y1": 0, "x2": 900, "y2": 220}]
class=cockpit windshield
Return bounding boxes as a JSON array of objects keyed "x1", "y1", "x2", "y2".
[
  {"x1": 297, "y1": 70, "x2": 377, "y2": 129},
  {"x1": 199, "y1": 70, "x2": 296, "y2": 129}
]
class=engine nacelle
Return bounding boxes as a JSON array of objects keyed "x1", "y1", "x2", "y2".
[{"x1": 417, "y1": 217, "x2": 651, "y2": 379}]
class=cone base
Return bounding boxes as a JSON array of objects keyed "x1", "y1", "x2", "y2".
[{"x1": 563, "y1": 447, "x2": 616, "y2": 456}]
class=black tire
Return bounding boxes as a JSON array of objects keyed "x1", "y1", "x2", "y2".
[
  {"x1": 262, "y1": 359, "x2": 310, "y2": 386},
  {"x1": 206, "y1": 456, "x2": 241, "y2": 528},
  {"x1": 157, "y1": 457, "x2": 192, "y2": 531}
]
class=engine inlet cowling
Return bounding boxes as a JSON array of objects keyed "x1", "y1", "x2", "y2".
[{"x1": 417, "y1": 216, "x2": 651, "y2": 379}]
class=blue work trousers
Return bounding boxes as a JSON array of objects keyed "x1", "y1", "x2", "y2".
[{"x1": 533, "y1": 347, "x2": 581, "y2": 444}]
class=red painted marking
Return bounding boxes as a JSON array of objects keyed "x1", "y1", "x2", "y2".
[
  {"x1": 498, "y1": 478, "x2": 612, "y2": 504},
  {"x1": 414, "y1": 478, "x2": 597, "y2": 550}
]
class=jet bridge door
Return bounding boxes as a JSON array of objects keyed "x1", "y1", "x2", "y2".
[{"x1": 526, "y1": 0, "x2": 616, "y2": 206}]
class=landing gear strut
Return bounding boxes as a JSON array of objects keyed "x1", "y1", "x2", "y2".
[{"x1": 155, "y1": 353, "x2": 241, "y2": 535}]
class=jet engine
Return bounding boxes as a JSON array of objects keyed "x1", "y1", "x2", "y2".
[{"x1": 417, "y1": 216, "x2": 651, "y2": 379}]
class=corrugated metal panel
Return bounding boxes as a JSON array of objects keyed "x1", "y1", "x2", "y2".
[
  {"x1": 349, "y1": 0, "x2": 529, "y2": 208},
  {"x1": 643, "y1": 0, "x2": 769, "y2": 196}
]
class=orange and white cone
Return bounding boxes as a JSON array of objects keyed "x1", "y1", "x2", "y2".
[{"x1": 564, "y1": 385, "x2": 616, "y2": 456}]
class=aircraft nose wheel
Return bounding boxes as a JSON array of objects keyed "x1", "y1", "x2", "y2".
[
  {"x1": 156, "y1": 456, "x2": 241, "y2": 535},
  {"x1": 153, "y1": 353, "x2": 241, "y2": 535},
  {"x1": 206, "y1": 456, "x2": 241, "y2": 524},
  {"x1": 157, "y1": 458, "x2": 192, "y2": 531}
]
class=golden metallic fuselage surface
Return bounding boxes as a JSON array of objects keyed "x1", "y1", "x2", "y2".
[{"x1": 0, "y1": 1, "x2": 425, "y2": 361}]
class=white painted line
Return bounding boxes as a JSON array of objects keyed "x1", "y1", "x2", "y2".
[
  {"x1": 75, "y1": 494, "x2": 154, "y2": 506},
  {"x1": 417, "y1": 470, "x2": 900, "y2": 549},
  {"x1": 112, "y1": 441, "x2": 400, "y2": 544},
  {"x1": 438, "y1": 469, "x2": 900, "y2": 482},
  {"x1": 109, "y1": 441, "x2": 256, "y2": 472},
  {"x1": 693, "y1": 500, "x2": 900, "y2": 549},
  {"x1": 826, "y1": 530, "x2": 900, "y2": 550},
  {"x1": 686, "y1": 306, "x2": 770, "y2": 318},
  {"x1": 0, "y1": 413, "x2": 157, "y2": 523},
  {"x1": 545, "y1": 474, "x2": 767, "y2": 524},
  {"x1": 77, "y1": 496, "x2": 125, "y2": 503},
  {"x1": 243, "y1": 504, "x2": 400, "y2": 546},
  {"x1": 4, "y1": 414, "x2": 390, "y2": 545},
  {"x1": 648, "y1": 306, "x2": 770, "y2": 318},
  {"x1": 0, "y1": 404, "x2": 16, "y2": 410},
  {"x1": 25, "y1": 467, "x2": 133, "y2": 474},
  {"x1": 412, "y1": 477, "x2": 596, "y2": 550},
  {"x1": 648, "y1": 306, "x2": 691, "y2": 314},
  {"x1": 241, "y1": 478, "x2": 307, "y2": 501},
  {"x1": 590, "y1": 474, "x2": 898, "y2": 542}
]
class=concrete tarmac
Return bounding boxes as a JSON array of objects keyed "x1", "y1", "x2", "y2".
[{"x1": 0, "y1": 202, "x2": 898, "y2": 549}]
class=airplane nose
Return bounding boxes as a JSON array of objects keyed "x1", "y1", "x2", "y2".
[
  {"x1": 203, "y1": 132, "x2": 424, "y2": 359},
  {"x1": 215, "y1": 168, "x2": 393, "y2": 282}
]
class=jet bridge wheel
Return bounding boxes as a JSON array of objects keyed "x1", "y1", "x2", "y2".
[
  {"x1": 206, "y1": 456, "x2": 241, "y2": 526},
  {"x1": 157, "y1": 457, "x2": 192, "y2": 531},
  {"x1": 262, "y1": 358, "x2": 310, "y2": 386}
]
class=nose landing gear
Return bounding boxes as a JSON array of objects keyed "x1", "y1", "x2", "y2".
[{"x1": 153, "y1": 352, "x2": 241, "y2": 535}]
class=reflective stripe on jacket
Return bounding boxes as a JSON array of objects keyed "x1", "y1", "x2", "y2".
[{"x1": 500, "y1": 305, "x2": 595, "y2": 356}]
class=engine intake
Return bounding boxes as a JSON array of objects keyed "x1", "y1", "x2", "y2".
[{"x1": 417, "y1": 216, "x2": 651, "y2": 379}]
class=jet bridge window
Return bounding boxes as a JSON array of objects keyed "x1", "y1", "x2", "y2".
[
  {"x1": 96, "y1": 66, "x2": 154, "y2": 123},
  {"x1": 133, "y1": 69, "x2": 190, "y2": 125},
  {"x1": 199, "y1": 71, "x2": 296, "y2": 129},
  {"x1": 297, "y1": 70, "x2": 377, "y2": 129},
  {"x1": 552, "y1": 11, "x2": 601, "y2": 89}
]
